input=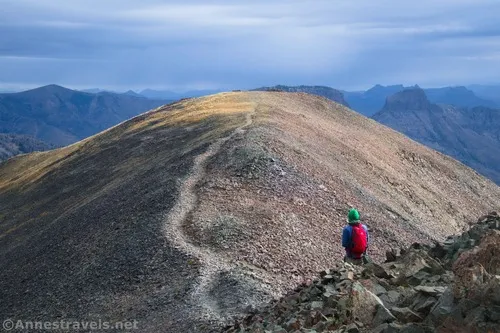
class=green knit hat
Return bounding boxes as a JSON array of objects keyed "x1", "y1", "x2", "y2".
[{"x1": 348, "y1": 208, "x2": 360, "y2": 223}]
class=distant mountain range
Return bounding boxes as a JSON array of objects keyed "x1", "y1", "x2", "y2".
[
  {"x1": 0, "y1": 85, "x2": 170, "y2": 151},
  {"x1": 0, "y1": 133, "x2": 54, "y2": 161},
  {"x1": 467, "y1": 84, "x2": 500, "y2": 105},
  {"x1": 344, "y1": 84, "x2": 498, "y2": 116},
  {"x1": 139, "y1": 88, "x2": 222, "y2": 100},
  {"x1": 372, "y1": 88, "x2": 500, "y2": 184},
  {"x1": 81, "y1": 88, "x2": 222, "y2": 100},
  {"x1": 253, "y1": 85, "x2": 350, "y2": 107}
]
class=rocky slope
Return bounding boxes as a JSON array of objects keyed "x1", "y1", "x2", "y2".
[
  {"x1": 225, "y1": 212, "x2": 500, "y2": 333},
  {"x1": 0, "y1": 92, "x2": 499, "y2": 332},
  {"x1": 372, "y1": 88, "x2": 500, "y2": 184},
  {"x1": 0, "y1": 133, "x2": 53, "y2": 161},
  {"x1": 0, "y1": 84, "x2": 169, "y2": 146},
  {"x1": 254, "y1": 85, "x2": 349, "y2": 107}
]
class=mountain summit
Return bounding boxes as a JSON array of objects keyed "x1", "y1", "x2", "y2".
[
  {"x1": 1, "y1": 92, "x2": 499, "y2": 331},
  {"x1": 382, "y1": 87, "x2": 432, "y2": 111},
  {"x1": 0, "y1": 85, "x2": 168, "y2": 147}
]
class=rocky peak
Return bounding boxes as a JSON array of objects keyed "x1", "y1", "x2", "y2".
[{"x1": 382, "y1": 88, "x2": 432, "y2": 112}]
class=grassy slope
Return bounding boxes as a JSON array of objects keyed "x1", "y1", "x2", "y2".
[{"x1": 0, "y1": 93, "x2": 254, "y2": 332}]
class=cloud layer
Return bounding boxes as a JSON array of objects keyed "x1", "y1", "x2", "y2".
[{"x1": 1, "y1": 0, "x2": 500, "y2": 91}]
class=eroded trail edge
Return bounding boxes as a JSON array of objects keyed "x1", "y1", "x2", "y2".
[{"x1": 163, "y1": 111, "x2": 276, "y2": 322}]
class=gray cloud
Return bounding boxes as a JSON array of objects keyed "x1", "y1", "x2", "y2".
[{"x1": 1, "y1": 0, "x2": 499, "y2": 91}]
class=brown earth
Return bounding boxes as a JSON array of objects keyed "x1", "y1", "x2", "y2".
[{"x1": 0, "y1": 92, "x2": 499, "y2": 332}]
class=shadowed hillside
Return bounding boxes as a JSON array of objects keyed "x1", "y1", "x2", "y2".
[
  {"x1": 373, "y1": 88, "x2": 500, "y2": 184},
  {"x1": 1, "y1": 92, "x2": 499, "y2": 332},
  {"x1": 0, "y1": 133, "x2": 53, "y2": 161},
  {"x1": 0, "y1": 84, "x2": 170, "y2": 147}
]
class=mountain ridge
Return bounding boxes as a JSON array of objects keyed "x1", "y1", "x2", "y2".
[
  {"x1": 253, "y1": 85, "x2": 350, "y2": 107},
  {"x1": 373, "y1": 88, "x2": 500, "y2": 184},
  {"x1": 344, "y1": 84, "x2": 497, "y2": 116},
  {"x1": 0, "y1": 84, "x2": 170, "y2": 147},
  {"x1": 1, "y1": 91, "x2": 499, "y2": 332}
]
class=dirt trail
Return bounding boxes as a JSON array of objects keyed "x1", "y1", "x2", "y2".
[{"x1": 163, "y1": 111, "x2": 277, "y2": 322}]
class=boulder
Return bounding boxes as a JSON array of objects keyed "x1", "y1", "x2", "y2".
[
  {"x1": 373, "y1": 304, "x2": 397, "y2": 326},
  {"x1": 310, "y1": 301, "x2": 324, "y2": 310},
  {"x1": 452, "y1": 230, "x2": 500, "y2": 301},
  {"x1": 396, "y1": 251, "x2": 445, "y2": 286},
  {"x1": 379, "y1": 290, "x2": 401, "y2": 308},
  {"x1": 411, "y1": 296, "x2": 437, "y2": 316},
  {"x1": 364, "y1": 263, "x2": 396, "y2": 279},
  {"x1": 351, "y1": 281, "x2": 390, "y2": 325},
  {"x1": 426, "y1": 287, "x2": 454, "y2": 326},
  {"x1": 413, "y1": 286, "x2": 446, "y2": 297},
  {"x1": 390, "y1": 307, "x2": 423, "y2": 323}
]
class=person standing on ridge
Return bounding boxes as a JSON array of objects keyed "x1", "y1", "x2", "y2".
[{"x1": 342, "y1": 208, "x2": 369, "y2": 264}]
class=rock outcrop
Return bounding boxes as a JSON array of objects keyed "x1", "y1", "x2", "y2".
[{"x1": 224, "y1": 212, "x2": 500, "y2": 333}]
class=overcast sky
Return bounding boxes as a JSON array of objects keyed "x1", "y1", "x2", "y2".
[{"x1": 1, "y1": 0, "x2": 500, "y2": 92}]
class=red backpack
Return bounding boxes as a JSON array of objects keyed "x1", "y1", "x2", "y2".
[{"x1": 351, "y1": 224, "x2": 367, "y2": 258}]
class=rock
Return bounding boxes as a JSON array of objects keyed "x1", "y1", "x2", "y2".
[
  {"x1": 351, "y1": 281, "x2": 388, "y2": 325},
  {"x1": 321, "y1": 307, "x2": 335, "y2": 317},
  {"x1": 323, "y1": 284, "x2": 338, "y2": 298},
  {"x1": 345, "y1": 323, "x2": 360, "y2": 333},
  {"x1": 322, "y1": 275, "x2": 335, "y2": 284},
  {"x1": 320, "y1": 269, "x2": 331, "y2": 278},
  {"x1": 340, "y1": 271, "x2": 355, "y2": 281},
  {"x1": 411, "y1": 296, "x2": 437, "y2": 316},
  {"x1": 324, "y1": 295, "x2": 338, "y2": 308},
  {"x1": 337, "y1": 279, "x2": 353, "y2": 291},
  {"x1": 485, "y1": 305, "x2": 500, "y2": 322},
  {"x1": 283, "y1": 293, "x2": 300, "y2": 305},
  {"x1": 406, "y1": 271, "x2": 431, "y2": 286},
  {"x1": 376, "y1": 323, "x2": 435, "y2": 333},
  {"x1": 452, "y1": 230, "x2": 500, "y2": 300},
  {"x1": 310, "y1": 301, "x2": 323, "y2": 310},
  {"x1": 269, "y1": 324, "x2": 286, "y2": 333},
  {"x1": 429, "y1": 242, "x2": 447, "y2": 260},
  {"x1": 427, "y1": 287, "x2": 454, "y2": 326},
  {"x1": 386, "y1": 249, "x2": 397, "y2": 263},
  {"x1": 364, "y1": 263, "x2": 396, "y2": 279},
  {"x1": 390, "y1": 307, "x2": 423, "y2": 323},
  {"x1": 379, "y1": 290, "x2": 401, "y2": 307},
  {"x1": 304, "y1": 310, "x2": 322, "y2": 328},
  {"x1": 369, "y1": 323, "x2": 389, "y2": 333},
  {"x1": 397, "y1": 252, "x2": 445, "y2": 286},
  {"x1": 285, "y1": 317, "x2": 301, "y2": 331},
  {"x1": 374, "y1": 284, "x2": 388, "y2": 296},
  {"x1": 373, "y1": 303, "x2": 396, "y2": 326},
  {"x1": 414, "y1": 286, "x2": 446, "y2": 297}
]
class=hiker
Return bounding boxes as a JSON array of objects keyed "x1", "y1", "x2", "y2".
[{"x1": 342, "y1": 208, "x2": 369, "y2": 264}]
